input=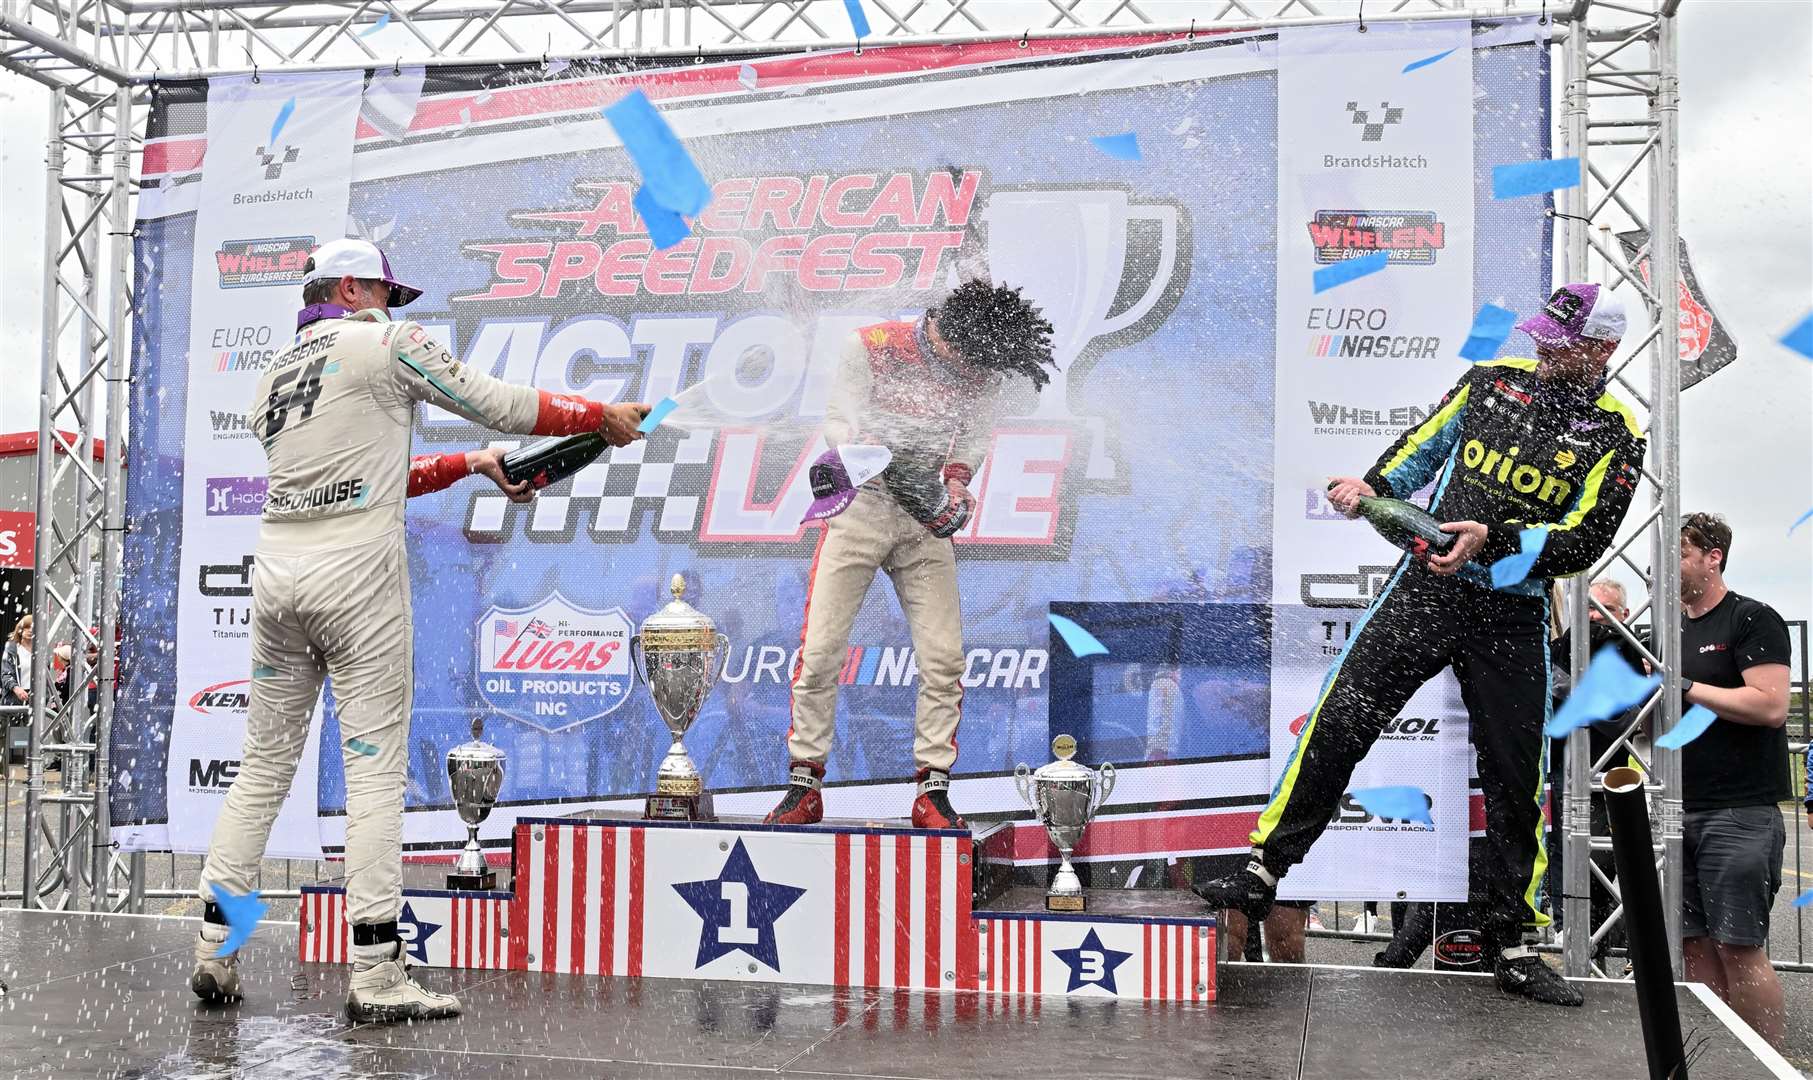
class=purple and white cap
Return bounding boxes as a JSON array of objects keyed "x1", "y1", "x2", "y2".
[
  {"x1": 1516, "y1": 283, "x2": 1626, "y2": 348},
  {"x1": 803, "y1": 444, "x2": 892, "y2": 523},
  {"x1": 303, "y1": 238, "x2": 423, "y2": 307}
]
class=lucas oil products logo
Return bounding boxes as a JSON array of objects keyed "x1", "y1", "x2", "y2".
[
  {"x1": 216, "y1": 236, "x2": 314, "y2": 288},
  {"x1": 476, "y1": 593, "x2": 633, "y2": 733},
  {"x1": 1308, "y1": 211, "x2": 1445, "y2": 265}
]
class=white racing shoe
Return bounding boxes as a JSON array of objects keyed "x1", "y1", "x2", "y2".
[
  {"x1": 345, "y1": 942, "x2": 462, "y2": 1024},
  {"x1": 190, "y1": 931, "x2": 242, "y2": 1004}
]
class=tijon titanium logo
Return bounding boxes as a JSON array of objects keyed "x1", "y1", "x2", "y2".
[
  {"x1": 1344, "y1": 100, "x2": 1404, "y2": 142},
  {"x1": 1308, "y1": 211, "x2": 1445, "y2": 266},
  {"x1": 216, "y1": 236, "x2": 314, "y2": 288},
  {"x1": 205, "y1": 476, "x2": 268, "y2": 516}
]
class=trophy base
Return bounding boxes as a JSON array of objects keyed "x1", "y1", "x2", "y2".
[
  {"x1": 447, "y1": 868, "x2": 499, "y2": 891},
  {"x1": 1045, "y1": 892, "x2": 1087, "y2": 913},
  {"x1": 645, "y1": 790, "x2": 715, "y2": 822}
]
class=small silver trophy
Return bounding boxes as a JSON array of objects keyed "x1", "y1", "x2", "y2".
[
  {"x1": 630, "y1": 574, "x2": 730, "y2": 821},
  {"x1": 1015, "y1": 734, "x2": 1116, "y2": 912},
  {"x1": 446, "y1": 717, "x2": 505, "y2": 890}
]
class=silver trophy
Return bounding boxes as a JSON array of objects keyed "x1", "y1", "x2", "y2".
[
  {"x1": 446, "y1": 717, "x2": 505, "y2": 890},
  {"x1": 630, "y1": 574, "x2": 730, "y2": 821},
  {"x1": 1015, "y1": 734, "x2": 1116, "y2": 912}
]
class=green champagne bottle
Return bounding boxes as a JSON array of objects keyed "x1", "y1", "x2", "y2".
[
  {"x1": 1334, "y1": 485, "x2": 1456, "y2": 556},
  {"x1": 501, "y1": 431, "x2": 607, "y2": 490}
]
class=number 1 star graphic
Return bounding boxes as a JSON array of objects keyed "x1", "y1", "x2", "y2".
[{"x1": 673, "y1": 839, "x2": 806, "y2": 972}]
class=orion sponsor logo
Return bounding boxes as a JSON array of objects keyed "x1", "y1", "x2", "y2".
[
  {"x1": 476, "y1": 593, "x2": 633, "y2": 732},
  {"x1": 205, "y1": 476, "x2": 268, "y2": 516},
  {"x1": 216, "y1": 236, "x2": 314, "y2": 288},
  {"x1": 720, "y1": 644, "x2": 1048, "y2": 690},
  {"x1": 188, "y1": 678, "x2": 251, "y2": 715},
  {"x1": 1308, "y1": 211, "x2": 1445, "y2": 266}
]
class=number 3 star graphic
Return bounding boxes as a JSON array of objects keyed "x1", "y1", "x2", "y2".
[
  {"x1": 672, "y1": 839, "x2": 806, "y2": 972},
  {"x1": 1053, "y1": 928, "x2": 1133, "y2": 994}
]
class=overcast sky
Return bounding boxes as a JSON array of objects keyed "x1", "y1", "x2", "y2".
[{"x1": 1, "y1": 3, "x2": 1807, "y2": 625}]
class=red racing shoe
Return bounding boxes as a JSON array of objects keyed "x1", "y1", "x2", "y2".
[
  {"x1": 910, "y1": 769, "x2": 967, "y2": 829},
  {"x1": 764, "y1": 761, "x2": 825, "y2": 825}
]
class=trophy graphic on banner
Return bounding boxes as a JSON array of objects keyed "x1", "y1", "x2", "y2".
[
  {"x1": 1015, "y1": 734, "x2": 1117, "y2": 912},
  {"x1": 982, "y1": 189, "x2": 1180, "y2": 482},
  {"x1": 631, "y1": 575, "x2": 729, "y2": 821},
  {"x1": 446, "y1": 717, "x2": 505, "y2": 890}
]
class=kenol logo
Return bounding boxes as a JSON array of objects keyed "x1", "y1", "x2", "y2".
[
  {"x1": 188, "y1": 679, "x2": 251, "y2": 715},
  {"x1": 476, "y1": 593, "x2": 632, "y2": 732}
]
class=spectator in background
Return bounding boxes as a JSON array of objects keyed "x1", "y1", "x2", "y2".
[
  {"x1": 2, "y1": 614, "x2": 32, "y2": 707},
  {"x1": 1676, "y1": 512, "x2": 1792, "y2": 1049}
]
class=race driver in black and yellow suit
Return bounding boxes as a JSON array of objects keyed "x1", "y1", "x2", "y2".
[{"x1": 1197, "y1": 284, "x2": 1646, "y2": 1007}]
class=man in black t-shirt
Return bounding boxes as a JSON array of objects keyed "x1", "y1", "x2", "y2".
[{"x1": 1676, "y1": 512, "x2": 1793, "y2": 1049}]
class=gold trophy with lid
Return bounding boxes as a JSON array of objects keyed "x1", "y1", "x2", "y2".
[{"x1": 630, "y1": 575, "x2": 729, "y2": 821}]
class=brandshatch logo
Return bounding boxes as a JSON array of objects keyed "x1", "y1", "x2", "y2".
[
  {"x1": 255, "y1": 143, "x2": 300, "y2": 180},
  {"x1": 1345, "y1": 100, "x2": 1404, "y2": 142}
]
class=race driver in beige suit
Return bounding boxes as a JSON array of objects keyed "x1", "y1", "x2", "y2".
[{"x1": 189, "y1": 239, "x2": 646, "y2": 1022}]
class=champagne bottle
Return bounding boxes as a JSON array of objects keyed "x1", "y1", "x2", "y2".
[
  {"x1": 1334, "y1": 484, "x2": 1456, "y2": 556},
  {"x1": 501, "y1": 431, "x2": 607, "y2": 490}
]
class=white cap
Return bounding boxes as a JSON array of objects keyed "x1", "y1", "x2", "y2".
[{"x1": 302, "y1": 238, "x2": 422, "y2": 306}]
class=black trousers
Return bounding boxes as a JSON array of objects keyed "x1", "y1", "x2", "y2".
[{"x1": 1252, "y1": 562, "x2": 1551, "y2": 941}]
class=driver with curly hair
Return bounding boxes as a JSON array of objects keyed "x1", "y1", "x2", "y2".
[{"x1": 766, "y1": 280, "x2": 1057, "y2": 828}]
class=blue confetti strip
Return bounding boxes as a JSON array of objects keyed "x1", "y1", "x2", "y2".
[
  {"x1": 603, "y1": 90, "x2": 713, "y2": 217},
  {"x1": 360, "y1": 12, "x2": 390, "y2": 36},
  {"x1": 1313, "y1": 251, "x2": 1389, "y2": 294},
  {"x1": 738, "y1": 63, "x2": 758, "y2": 90},
  {"x1": 208, "y1": 883, "x2": 269, "y2": 958},
  {"x1": 1492, "y1": 157, "x2": 1583, "y2": 200},
  {"x1": 251, "y1": 663, "x2": 278, "y2": 679},
  {"x1": 1781, "y1": 312, "x2": 1813, "y2": 360},
  {"x1": 1089, "y1": 133, "x2": 1142, "y2": 161},
  {"x1": 1793, "y1": 889, "x2": 1813, "y2": 909},
  {"x1": 633, "y1": 184, "x2": 692, "y2": 250},
  {"x1": 1545, "y1": 646, "x2": 1660, "y2": 738},
  {"x1": 1049, "y1": 614, "x2": 1109, "y2": 659},
  {"x1": 638, "y1": 396, "x2": 680, "y2": 433},
  {"x1": 347, "y1": 737, "x2": 379, "y2": 756},
  {"x1": 844, "y1": 0, "x2": 871, "y2": 39},
  {"x1": 1654, "y1": 704, "x2": 1719, "y2": 750},
  {"x1": 1490, "y1": 526, "x2": 1549, "y2": 589},
  {"x1": 1351, "y1": 786, "x2": 1434, "y2": 826},
  {"x1": 270, "y1": 97, "x2": 296, "y2": 146},
  {"x1": 1402, "y1": 48, "x2": 1457, "y2": 74},
  {"x1": 1790, "y1": 508, "x2": 1813, "y2": 537},
  {"x1": 1460, "y1": 303, "x2": 1519, "y2": 362}
]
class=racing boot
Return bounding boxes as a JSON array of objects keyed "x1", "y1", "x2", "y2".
[
  {"x1": 910, "y1": 769, "x2": 966, "y2": 829},
  {"x1": 190, "y1": 918, "x2": 241, "y2": 1004},
  {"x1": 1495, "y1": 944, "x2": 1584, "y2": 1006},
  {"x1": 1192, "y1": 854, "x2": 1278, "y2": 921},
  {"x1": 764, "y1": 761, "x2": 825, "y2": 825},
  {"x1": 346, "y1": 940, "x2": 462, "y2": 1024}
]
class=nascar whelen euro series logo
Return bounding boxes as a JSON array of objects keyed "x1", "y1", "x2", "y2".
[
  {"x1": 1308, "y1": 211, "x2": 1444, "y2": 266},
  {"x1": 476, "y1": 593, "x2": 633, "y2": 733}
]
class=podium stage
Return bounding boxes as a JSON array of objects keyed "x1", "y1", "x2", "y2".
[{"x1": 0, "y1": 907, "x2": 1799, "y2": 1079}]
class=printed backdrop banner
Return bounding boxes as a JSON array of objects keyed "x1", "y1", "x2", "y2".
[{"x1": 114, "y1": 25, "x2": 1551, "y2": 903}]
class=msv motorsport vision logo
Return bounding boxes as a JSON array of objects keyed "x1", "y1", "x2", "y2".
[{"x1": 476, "y1": 593, "x2": 633, "y2": 733}]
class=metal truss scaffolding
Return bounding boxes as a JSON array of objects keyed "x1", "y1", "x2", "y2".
[{"x1": 3, "y1": 0, "x2": 1685, "y2": 969}]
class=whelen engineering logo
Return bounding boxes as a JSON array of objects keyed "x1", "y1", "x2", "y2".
[
  {"x1": 1306, "y1": 399, "x2": 1441, "y2": 437},
  {"x1": 1308, "y1": 211, "x2": 1445, "y2": 266},
  {"x1": 476, "y1": 593, "x2": 633, "y2": 732},
  {"x1": 216, "y1": 236, "x2": 314, "y2": 288}
]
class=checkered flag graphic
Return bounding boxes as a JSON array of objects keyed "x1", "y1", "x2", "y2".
[
  {"x1": 465, "y1": 428, "x2": 715, "y2": 540},
  {"x1": 1344, "y1": 101, "x2": 1404, "y2": 143}
]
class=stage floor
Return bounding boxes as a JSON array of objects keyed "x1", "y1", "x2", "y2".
[{"x1": 0, "y1": 909, "x2": 1796, "y2": 1079}]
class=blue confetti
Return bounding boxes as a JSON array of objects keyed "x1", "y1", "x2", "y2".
[
  {"x1": 1793, "y1": 889, "x2": 1813, "y2": 909},
  {"x1": 638, "y1": 396, "x2": 680, "y2": 433},
  {"x1": 1049, "y1": 614, "x2": 1109, "y2": 659},
  {"x1": 251, "y1": 664, "x2": 278, "y2": 679},
  {"x1": 738, "y1": 64, "x2": 758, "y2": 90},
  {"x1": 1459, "y1": 303, "x2": 1519, "y2": 362},
  {"x1": 1351, "y1": 786, "x2": 1434, "y2": 826},
  {"x1": 1489, "y1": 526, "x2": 1549, "y2": 589},
  {"x1": 269, "y1": 97, "x2": 296, "y2": 146},
  {"x1": 633, "y1": 184, "x2": 692, "y2": 250},
  {"x1": 1402, "y1": 48, "x2": 1457, "y2": 74},
  {"x1": 1654, "y1": 705, "x2": 1719, "y2": 750},
  {"x1": 844, "y1": 0, "x2": 871, "y2": 39},
  {"x1": 359, "y1": 12, "x2": 390, "y2": 36},
  {"x1": 346, "y1": 737, "x2": 379, "y2": 756},
  {"x1": 208, "y1": 883, "x2": 269, "y2": 957},
  {"x1": 1492, "y1": 157, "x2": 1583, "y2": 199},
  {"x1": 1790, "y1": 508, "x2": 1813, "y2": 537},
  {"x1": 1545, "y1": 646, "x2": 1660, "y2": 738},
  {"x1": 603, "y1": 90, "x2": 713, "y2": 217},
  {"x1": 1781, "y1": 312, "x2": 1813, "y2": 360},
  {"x1": 1089, "y1": 133, "x2": 1142, "y2": 161},
  {"x1": 1313, "y1": 251, "x2": 1389, "y2": 294}
]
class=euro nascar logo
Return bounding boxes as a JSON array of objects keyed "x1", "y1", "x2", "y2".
[
  {"x1": 1307, "y1": 211, "x2": 1445, "y2": 266},
  {"x1": 475, "y1": 593, "x2": 633, "y2": 733}
]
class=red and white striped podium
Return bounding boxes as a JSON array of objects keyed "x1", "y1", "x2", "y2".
[{"x1": 299, "y1": 810, "x2": 1215, "y2": 1002}]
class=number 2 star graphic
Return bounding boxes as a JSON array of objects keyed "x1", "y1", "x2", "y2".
[
  {"x1": 673, "y1": 839, "x2": 806, "y2": 972},
  {"x1": 1053, "y1": 928, "x2": 1133, "y2": 994}
]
